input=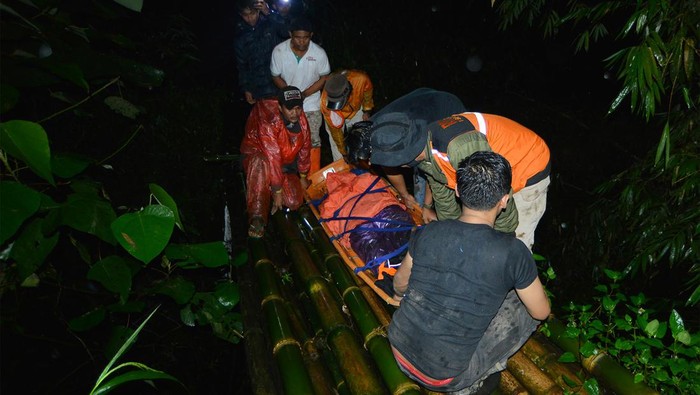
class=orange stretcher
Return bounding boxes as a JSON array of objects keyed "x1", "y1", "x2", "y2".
[{"x1": 304, "y1": 159, "x2": 423, "y2": 304}]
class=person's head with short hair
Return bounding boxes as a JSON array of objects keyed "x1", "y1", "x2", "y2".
[
  {"x1": 236, "y1": 0, "x2": 260, "y2": 26},
  {"x1": 456, "y1": 151, "x2": 512, "y2": 211},
  {"x1": 344, "y1": 121, "x2": 373, "y2": 167},
  {"x1": 278, "y1": 86, "x2": 304, "y2": 123},
  {"x1": 325, "y1": 72, "x2": 352, "y2": 110},
  {"x1": 289, "y1": 16, "x2": 313, "y2": 52}
]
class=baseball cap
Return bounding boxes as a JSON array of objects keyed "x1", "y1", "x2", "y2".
[{"x1": 278, "y1": 86, "x2": 303, "y2": 109}]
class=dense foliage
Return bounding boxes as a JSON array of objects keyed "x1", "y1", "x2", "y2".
[
  {"x1": 497, "y1": 0, "x2": 700, "y2": 306},
  {"x1": 1, "y1": 0, "x2": 246, "y2": 392}
]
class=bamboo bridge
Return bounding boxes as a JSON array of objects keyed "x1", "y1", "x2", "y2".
[{"x1": 236, "y1": 206, "x2": 659, "y2": 395}]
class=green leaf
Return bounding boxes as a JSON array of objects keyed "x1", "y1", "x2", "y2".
[
  {"x1": 602, "y1": 295, "x2": 617, "y2": 312},
  {"x1": 0, "y1": 120, "x2": 55, "y2": 185},
  {"x1": 38, "y1": 59, "x2": 89, "y2": 90},
  {"x1": 232, "y1": 250, "x2": 248, "y2": 267},
  {"x1": 633, "y1": 373, "x2": 645, "y2": 383},
  {"x1": 654, "y1": 123, "x2": 670, "y2": 166},
  {"x1": 614, "y1": 338, "x2": 634, "y2": 351},
  {"x1": 675, "y1": 330, "x2": 692, "y2": 346},
  {"x1": 180, "y1": 304, "x2": 196, "y2": 327},
  {"x1": 558, "y1": 351, "x2": 577, "y2": 363},
  {"x1": 645, "y1": 319, "x2": 660, "y2": 337},
  {"x1": 152, "y1": 276, "x2": 196, "y2": 304},
  {"x1": 580, "y1": 341, "x2": 598, "y2": 357},
  {"x1": 0, "y1": 181, "x2": 41, "y2": 245},
  {"x1": 669, "y1": 309, "x2": 686, "y2": 337},
  {"x1": 91, "y1": 368, "x2": 180, "y2": 395},
  {"x1": 51, "y1": 153, "x2": 91, "y2": 178},
  {"x1": 0, "y1": 84, "x2": 19, "y2": 114},
  {"x1": 69, "y1": 308, "x2": 107, "y2": 332},
  {"x1": 164, "y1": 242, "x2": 229, "y2": 268},
  {"x1": 111, "y1": 205, "x2": 175, "y2": 264},
  {"x1": 148, "y1": 183, "x2": 184, "y2": 232},
  {"x1": 112, "y1": 0, "x2": 143, "y2": 12},
  {"x1": 11, "y1": 218, "x2": 59, "y2": 282},
  {"x1": 582, "y1": 378, "x2": 599, "y2": 395},
  {"x1": 61, "y1": 193, "x2": 117, "y2": 244},
  {"x1": 603, "y1": 268, "x2": 623, "y2": 281},
  {"x1": 214, "y1": 282, "x2": 240, "y2": 308},
  {"x1": 104, "y1": 96, "x2": 141, "y2": 119},
  {"x1": 686, "y1": 284, "x2": 700, "y2": 306},
  {"x1": 88, "y1": 255, "x2": 133, "y2": 303}
]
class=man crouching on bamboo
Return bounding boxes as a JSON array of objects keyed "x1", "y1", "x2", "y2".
[
  {"x1": 388, "y1": 151, "x2": 550, "y2": 394},
  {"x1": 240, "y1": 86, "x2": 311, "y2": 238}
]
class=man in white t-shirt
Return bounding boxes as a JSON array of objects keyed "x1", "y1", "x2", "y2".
[{"x1": 271, "y1": 16, "x2": 330, "y2": 174}]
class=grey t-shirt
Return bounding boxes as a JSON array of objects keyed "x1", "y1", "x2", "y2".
[{"x1": 388, "y1": 219, "x2": 537, "y2": 379}]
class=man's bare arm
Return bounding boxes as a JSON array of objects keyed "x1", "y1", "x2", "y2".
[{"x1": 515, "y1": 277, "x2": 551, "y2": 320}]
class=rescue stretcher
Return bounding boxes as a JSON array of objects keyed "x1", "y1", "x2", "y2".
[{"x1": 304, "y1": 159, "x2": 424, "y2": 304}]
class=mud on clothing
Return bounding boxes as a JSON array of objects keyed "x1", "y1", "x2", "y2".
[{"x1": 388, "y1": 220, "x2": 538, "y2": 392}]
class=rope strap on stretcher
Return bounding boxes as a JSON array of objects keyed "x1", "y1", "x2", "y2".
[{"x1": 315, "y1": 174, "x2": 419, "y2": 275}]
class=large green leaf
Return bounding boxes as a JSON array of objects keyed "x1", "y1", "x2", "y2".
[
  {"x1": 0, "y1": 120, "x2": 55, "y2": 185},
  {"x1": 51, "y1": 153, "x2": 91, "y2": 178},
  {"x1": 38, "y1": 58, "x2": 89, "y2": 90},
  {"x1": 61, "y1": 192, "x2": 117, "y2": 244},
  {"x1": 111, "y1": 205, "x2": 175, "y2": 264},
  {"x1": 164, "y1": 242, "x2": 229, "y2": 268},
  {"x1": 214, "y1": 282, "x2": 240, "y2": 308},
  {"x1": 11, "y1": 217, "x2": 59, "y2": 282},
  {"x1": 148, "y1": 183, "x2": 184, "y2": 232},
  {"x1": 0, "y1": 181, "x2": 41, "y2": 245},
  {"x1": 112, "y1": 0, "x2": 143, "y2": 12},
  {"x1": 152, "y1": 276, "x2": 196, "y2": 304},
  {"x1": 88, "y1": 255, "x2": 133, "y2": 303}
]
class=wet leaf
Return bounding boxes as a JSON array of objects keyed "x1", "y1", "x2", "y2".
[
  {"x1": 11, "y1": 218, "x2": 59, "y2": 282},
  {"x1": 149, "y1": 183, "x2": 184, "y2": 232},
  {"x1": 52, "y1": 153, "x2": 91, "y2": 178},
  {"x1": 61, "y1": 192, "x2": 117, "y2": 244},
  {"x1": 214, "y1": 282, "x2": 240, "y2": 308},
  {"x1": 88, "y1": 255, "x2": 133, "y2": 303},
  {"x1": 111, "y1": 205, "x2": 175, "y2": 264},
  {"x1": 0, "y1": 120, "x2": 55, "y2": 185},
  {"x1": 0, "y1": 181, "x2": 41, "y2": 245},
  {"x1": 69, "y1": 308, "x2": 106, "y2": 332},
  {"x1": 153, "y1": 276, "x2": 195, "y2": 304}
]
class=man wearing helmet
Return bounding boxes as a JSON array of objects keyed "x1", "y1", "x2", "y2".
[{"x1": 320, "y1": 69, "x2": 375, "y2": 163}]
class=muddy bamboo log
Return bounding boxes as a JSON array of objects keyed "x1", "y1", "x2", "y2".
[
  {"x1": 248, "y1": 238, "x2": 315, "y2": 394},
  {"x1": 296, "y1": 208, "x2": 422, "y2": 395},
  {"x1": 272, "y1": 212, "x2": 389, "y2": 395},
  {"x1": 284, "y1": 299, "x2": 338, "y2": 395},
  {"x1": 293, "y1": 290, "x2": 352, "y2": 395},
  {"x1": 521, "y1": 334, "x2": 587, "y2": 393},
  {"x1": 546, "y1": 316, "x2": 660, "y2": 395},
  {"x1": 497, "y1": 370, "x2": 529, "y2": 395},
  {"x1": 506, "y1": 351, "x2": 563, "y2": 394},
  {"x1": 238, "y1": 243, "x2": 279, "y2": 395}
]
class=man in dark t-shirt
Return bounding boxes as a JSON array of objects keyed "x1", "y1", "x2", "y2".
[{"x1": 388, "y1": 151, "x2": 550, "y2": 394}]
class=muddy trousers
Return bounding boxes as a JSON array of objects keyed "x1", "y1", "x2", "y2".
[
  {"x1": 513, "y1": 176, "x2": 550, "y2": 251},
  {"x1": 243, "y1": 152, "x2": 304, "y2": 225},
  {"x1": 395, "y1": 290, "x2": 539, "y2": 394}
]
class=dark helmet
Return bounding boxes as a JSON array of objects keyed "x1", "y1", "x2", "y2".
[{"x1": 344, "y1": 121, "x2": 373, "y2": 165}]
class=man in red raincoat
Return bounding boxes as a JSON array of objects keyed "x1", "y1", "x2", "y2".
[{"x1": 240, "y1": 86, "x2": 311, "y2": 237}]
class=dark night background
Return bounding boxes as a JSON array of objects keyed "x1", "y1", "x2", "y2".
[{"x1": 1, "y1": 0, "x2": 663, "y2": 394}]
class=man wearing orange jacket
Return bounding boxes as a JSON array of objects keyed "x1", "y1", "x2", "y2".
[
  {"x1": 240, "y1": 86, "x2": 311, "y2": 237},
  {"x1": 370, "y1": 111, "x2": 550, "y2": 250},
  {"x1": 320, "y1": 69, "x2": 374, "y2": 167}
]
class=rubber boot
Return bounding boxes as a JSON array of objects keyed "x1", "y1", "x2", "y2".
[{"x1": 310, "y1": 147, "x2": 321, "y2": 175}]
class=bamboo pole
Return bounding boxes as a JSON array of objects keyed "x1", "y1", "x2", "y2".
[
  {"x1": 497, "y1": 370, "x2": 529, "y2": 395},
  {"x1": 506, "y1": 350, "x2": 563, "y2": 394},
  {"x1": 521, "y1": 334, "x2": 587, "y2": 393},
  {"x1": 238, "y1": 241, "x2": 279, "y2": 395},
  {"x1": 546, "y1": 316, "x2": 660, "y2": 395},
  {"x1": 272, "y1": 212, "x2": 389, "y2": 395},
  {"x1": 296, "y1": 208, "x2": 423, "y2": 395},
  {"x1": 248, "y1": 238, "x2": 315, "y2": 395}
]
